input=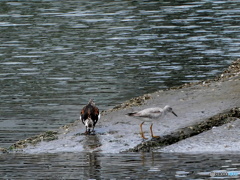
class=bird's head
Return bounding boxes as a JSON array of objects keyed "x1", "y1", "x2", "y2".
[
  {"x1": 85, "y1": 117, "x2": 94, "y2": 129},
  {"x1": 164, "y1": 105, "x2": 178, "y2": 117}
]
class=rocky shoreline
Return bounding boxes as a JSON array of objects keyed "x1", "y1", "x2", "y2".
[{"x1": 1, "y1": 59, "x2": 240, "y2": 153}]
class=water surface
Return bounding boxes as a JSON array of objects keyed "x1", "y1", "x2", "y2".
[
  {"x1": 0, "y1": 0, "x2": 240, "y2": 178},
  {"x1": 1, "y1": 0, "x2": 239, "y2": 147},
  {"x1": 1, "y1": 152, "x2": 240, "y2": 179}
]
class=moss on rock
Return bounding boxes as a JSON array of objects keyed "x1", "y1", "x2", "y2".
[{"x1": 8, "y1": 131, "x2": 58, "y2": 151}]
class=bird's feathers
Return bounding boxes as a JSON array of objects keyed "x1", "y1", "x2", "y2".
[
  {"x1": 127, "y1": 105, "x2": 177, "y2": 119},
  {"x1": 80, "y1": 99, "x2": 100, "y2": 128}
]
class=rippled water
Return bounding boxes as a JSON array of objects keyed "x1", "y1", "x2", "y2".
[
  {"x1": 1, "y1": 0, "x2": 240, "y2": 147},
  {"x1": 0, "y1": 0, "x2": 240, "y2": 178},
  {"x1": 1, "y1": 152, "x2": 240, "y2": 179}
]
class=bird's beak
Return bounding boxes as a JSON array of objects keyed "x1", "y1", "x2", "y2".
[{"x1": 172, "y1": 111, "x2": 178, "y2": 117}]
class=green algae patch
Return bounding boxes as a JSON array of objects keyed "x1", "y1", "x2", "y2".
[
  {"x1": 0, "y1": 147, "x2": 8, "y2": 153},
  {"x1": 8, "y1": 131, "x2": 58, "y2": 151},
  {"x1": 127, "y1": 107, "x2": 240, "y2": 152}
]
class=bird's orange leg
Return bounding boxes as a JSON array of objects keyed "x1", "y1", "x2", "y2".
[
  {"x1": 150, "y1": 123, "x2": 160, "y2": 139},
  {"x1": 140, "y1": 122, "x2": 148, "y2": 139}
]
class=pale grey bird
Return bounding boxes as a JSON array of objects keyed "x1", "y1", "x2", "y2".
[{"x1": 127, "y1": 105, "x2": 177, "y2": 139}]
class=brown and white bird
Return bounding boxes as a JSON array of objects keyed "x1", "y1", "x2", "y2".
[
  {"x1": 80, "y1": 99, "x2": 100, "y2": 134},
  {"x1": 127, "y1": 105, "x2": 177, "y2": 139}
]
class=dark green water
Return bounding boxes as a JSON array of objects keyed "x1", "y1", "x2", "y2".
[{"x1": 0, "y1": 0, "x2": 240, "y2": 178}]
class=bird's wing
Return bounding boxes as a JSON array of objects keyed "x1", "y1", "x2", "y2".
[
  {"x1": 87, "y1": 105, "x2": 99, "y2": 126},
  {"x1": 93, "y1": 106, "x2": 99, "y2": 116},
  {"x1": 139, "y1": 107, "x2": 161, "y2": 114},
  {"x1": 80, "y1": 105, "x2": 88, "y2": 123},
  {"x1": 130, "y1": 108, "x2": 161, "y2": 118}
]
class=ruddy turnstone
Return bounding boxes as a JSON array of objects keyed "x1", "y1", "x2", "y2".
[{"x1": 80, "y1": 99, "x2": 100, "y2": 134}]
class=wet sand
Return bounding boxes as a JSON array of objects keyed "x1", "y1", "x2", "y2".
[{"x1": 2, "y1": 59, "x2": 240, "y2": 153}]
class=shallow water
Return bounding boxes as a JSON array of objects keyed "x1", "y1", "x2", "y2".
[
  {"x1": 0, "y1": 0, "x2": 240, "y2": 178},
  {"x1": 1, "y1": 152, "x2": 240, "y2": 179}
]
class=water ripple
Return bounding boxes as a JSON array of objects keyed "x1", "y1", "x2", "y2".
[{"x1": 0, "y1": 0, "x2": 238, "y2": 148}]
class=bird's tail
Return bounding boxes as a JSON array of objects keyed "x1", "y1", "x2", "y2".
[{"x1": 88, "y1": 99, "x2": 95, "y2": 105}]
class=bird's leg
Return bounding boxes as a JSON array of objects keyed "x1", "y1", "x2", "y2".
[
  {"x1": 85, "y1": 126, "x2": 89, "y2": 135},
  {"x1": 150, "y1": 123, "x2": 160, "y2": 139},
  {"x1": 140, "y1": 122, "x2": 148, "y2": 139},
  {"x1": 92, "y1": 126, "x2": 96, "y2": 134}
]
